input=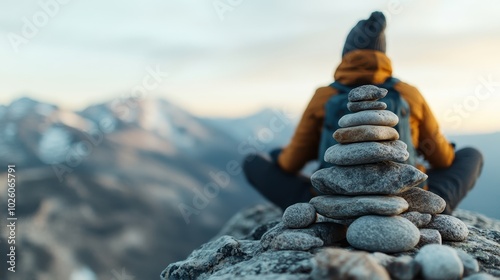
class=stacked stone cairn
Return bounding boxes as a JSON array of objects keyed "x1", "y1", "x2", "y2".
[{"x1": 279, "y1": 85, "x2": 470, "y2": 254}]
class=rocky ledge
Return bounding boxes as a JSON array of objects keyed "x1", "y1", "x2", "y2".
[{"x1": 162, "y1": 204, "x2": 500, "y2": 280}]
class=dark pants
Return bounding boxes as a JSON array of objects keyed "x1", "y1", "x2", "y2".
[
  {"x1": 243, "y1": 148, "x2": 483, "y2": 213},
  {"x1": 427, "y1": 147, "x2": 483, "y2": 214}
]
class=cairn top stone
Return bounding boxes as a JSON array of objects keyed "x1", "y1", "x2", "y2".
[{"x1": 348, "y1": 85, "x2": 388, "y2": 102}]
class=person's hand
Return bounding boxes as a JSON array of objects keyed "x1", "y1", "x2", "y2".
[{"x1": 269, "y1": 148, "x2": 283, "y2": 164}]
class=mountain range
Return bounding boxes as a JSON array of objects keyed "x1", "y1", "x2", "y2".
[{"x1": 0, "y1": 97, "x2": 497, "y2": 280}]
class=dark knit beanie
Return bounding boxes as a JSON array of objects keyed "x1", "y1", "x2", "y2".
[{"x1": 342, "y1": 11, "x2": 387, "y2": 57}]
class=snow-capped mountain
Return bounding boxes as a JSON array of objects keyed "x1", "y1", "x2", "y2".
[{"x1": 0, "y1": 97, "x2": 266, "y2": 280}]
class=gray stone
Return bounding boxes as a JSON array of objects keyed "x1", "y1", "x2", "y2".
[
  {"x1": 398, "y1": 187, "x2": 446, "y2": 214},
  {"x1": 333, "y1": 125, "x2": 399, "y2": 144},
  {"x1": 401, "y1": 211, "x2": 432, "y2": 228},
  {"x1": 268, "y1": 231, "x2": 323, "y2": 251},
  {"x1": 414, "y1": 244, "x2": 464, "y2": 280},
  {"x1": 324, "y1": 140, "x2": 409, "y2": 165},
  {"x1": 312, "y1": 248, "x2": 390, "y2": 280},
  {"x1": 261, "y1": 222, "x2": 346, "y2": 250},
  {"x1": 311, "y1": 161, "x2": 428, "y2": 195},
  {"x1": 346, "y1": 215, "x2": 420, "y2": 253},
  {"x1": 348, "y1": 100, "x2": 387, "y2": 112},
  {"x1": 426, "y1": 214, "x2": 469, "y2": 241},
  {"x1": 209, "y1": 250, "x2": 314, "y2": 279},
  {"x1": 386, "y1": 255, "x2": 421, "y2": 280},
  {"x1": 310, "y1": 195, "x2": 408, "y2": 219},
  {"x1": 463, "y1": 273, "x2": 498, "y2": 280},
  {"x1": 418, "y1": 229, "x2": 442, "y2": 247},
  {"x1": 339, "y1": 110, "x2": 399, "y2": 128},
  {"x1": 456, "y1": 249, "x2": 480, "y2": 276},
  {"x1": 348, "y1": 85, "x2": 388, "y2": 102},
  {"x1": 282, "y1": 203, "x2": 316, "y2": 229}
]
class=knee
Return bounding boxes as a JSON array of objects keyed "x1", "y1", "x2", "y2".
[{"x1": 456, "y1": 147, "x2": 484, "y2": 170}]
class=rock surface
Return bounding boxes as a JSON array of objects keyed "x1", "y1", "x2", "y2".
[
  {"x1": 282, "y1": 203, "x2": 317, "y2": 229},
  {"x1": 161, "y1": 205, "x2": 500, "y2": 280},
  {"x1": 311, "y1": 161, "x2": 428, "y2": 195},
  {"x1": 338, "y1": 110, "x2": 399, "y2": 128},
  {"x1": 310, "y1": 195, "x2": 408, "y2": 219},
  {"x1": 426, "y1": 214, "x2": 469, "y2": 241},
  {"x1": 398, "y1": 187, "x2": 446, "y2": 214},
  {"x1": 324, "y1": 140, "x2": 409, "y2": 165},
  {"x1": 333, "y1": 125, "x2": 399, "y2": 143},
  {"x1": 346, "y1": 215, "x2": 420, "y2": 253}
]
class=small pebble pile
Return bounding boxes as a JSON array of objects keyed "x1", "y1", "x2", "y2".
[{"x1": 281, "y1": 85, "x2": 470, "y2": 253}]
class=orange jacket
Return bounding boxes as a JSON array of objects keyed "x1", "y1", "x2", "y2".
[{"x1": 277, "y1": 49, "x2": 455, "y2": 174}]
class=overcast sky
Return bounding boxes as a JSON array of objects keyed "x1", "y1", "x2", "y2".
[{"x1": 1, "y1": 0, "x2": 500, "y2": 133}]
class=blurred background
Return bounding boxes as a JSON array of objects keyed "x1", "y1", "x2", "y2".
[{"x1": 1, "y1": 1, "x2": 499, "y2": 279}]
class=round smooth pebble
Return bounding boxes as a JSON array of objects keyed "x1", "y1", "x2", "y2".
[
  {"x1": 310, "y1": 195, "x2": 408, "y2": 219},
  {"x1": 425, "y1": 214, "x2": 469, "y2": 241},
  {"x1": 401, "y1": 211, "x2": 432, "y2": 228},
  {"x1": 414, "y1": 244, "x2": 464, "y2": 280},
  {"x1": 348, "y1": 101, "x2": 387, "y2": 112},
  {"x1": 282, "y1": 203, "x2": 316, "y2": 229},
  {"x1": 455, "y1": 249, "x2": 480, "y2": 276},
  {"x1": 338, "y1": 110, "x2": 399, "y2": 128},
  {"x1": 348, "y1": 85, "x2": 388, "y2": 102},
  {"x1": 418, "y1": 229, "x2": 442, "y2": 247},
  {"x1": 333, "y1": 125, "x2": 399, "y2": 144},
  {"x1": 324, "y1": 140, "x2": 409, "y2": 165},
  {"x1": 398, "y1": 187, "x2": 446, "y2": 214},
  {"x1": 311, "y1": 161, "x2": 428, "y2": 195},
  {"x1": 346, "y1": 215, "x2": 420, "y2": 253}
]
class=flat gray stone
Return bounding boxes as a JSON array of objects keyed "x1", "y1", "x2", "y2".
[
  {"x1": 261, "y1": 222, "x2": 346, "y2": 250},
  {"x1": 456, "y1": 249, "x2": 480, "y2": 277},
  {"x1": 401, "y1": 211, "x2": 432, "y2": 228},
  {"x1": 316, "y1": 214, "x2": 355, "y2": 225},
  {"x1": 282, "y1": 203, "x2": 316, "y2": 229},
  {"x1": 310, "y1": 195, "x2": 408, "y2": 219},
  {"x1": 339, "y1": 110, "x2": 399, "y2": 128},
  {"x1": 348, "y1": 85, "x2": 388, "y2": 102},
  {"x1": 312, "y1": 248, "x2": 390, "y2": 280},
  {"x1": 348, "y1": 101, "x2": 387, "y2": 112},
  {"x1": 418, "y1": 229, "x2": 442, "y2": 247},
  {"x1": 414, "y1": 244, "x2": 464, "y2": 280},
  {"x1": 346, "y1": 215, "x2": 420, "y2": 253},
  {"x1": 333, "y1": 125, "x2": 399, "y2": 144},
  {"x1": 398, "y1": 187, "x2": 446, "y2": 214},
  {"x1": 386, "y1": 255, "x2": 421, "y2": 280},
  {"x1": 269, "y1": 231, "x2": 323, "y2": 251},
  {"x1": 425, "y1": 214, "x2": 469, "y2": 241},
  {"x1": 324, "y1": 140, "x2": 409, "y2": 165},
  {"x1": 311, "y1": 161, "x2": 428, "y2": 195}
]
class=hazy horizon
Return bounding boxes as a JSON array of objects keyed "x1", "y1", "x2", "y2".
[{"x1": 2, "y1": 0, "x2": 500, "y2": 135}]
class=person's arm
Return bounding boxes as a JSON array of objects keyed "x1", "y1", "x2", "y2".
[
  {"x1": 277, "y1": 87, "x2": 337, "y2": 173},
  {"x1": 418, "y1": 98, "x2": 455, "y2": 169}
]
